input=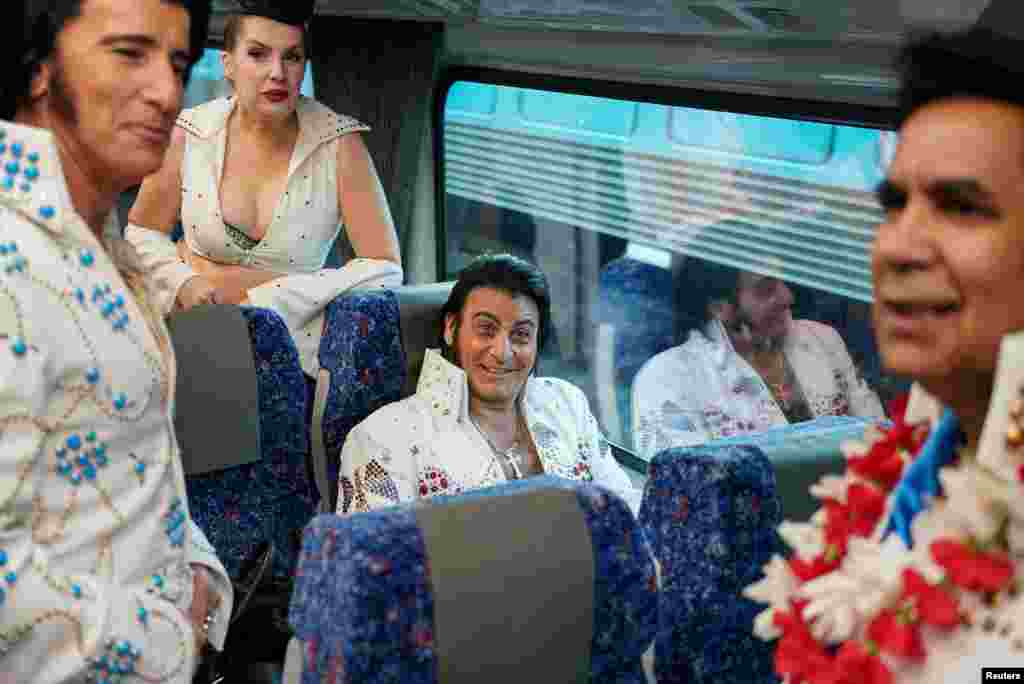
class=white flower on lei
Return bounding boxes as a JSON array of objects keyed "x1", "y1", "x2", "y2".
[
  {"x1": 797, "y1": 535, "x2": 942, "y2": 644},
  {"x1": 778, "y1": 520, "x2": 825, "y2": 560},
  {"x1": 743, "y1": 554, "x2": 800, "y2": 640},
  {"x1": 937, "y1": 464, "x2": 1009, "y2": 545},
  {"x1": 809, "y1": 473, "x2": 849, "y2": 504}
]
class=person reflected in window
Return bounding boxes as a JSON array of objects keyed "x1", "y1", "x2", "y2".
[
  {"x1": 125, "y1": 0, "x2": 402, "y2": 379},
  {"x1": 632, "y1": 257, "x2": 884, "y2": 459},
  {"x1": 337, "y1": 254, "x2": 641, "y2": 515}
]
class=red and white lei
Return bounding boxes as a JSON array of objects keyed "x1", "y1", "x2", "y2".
[{"x1": 744, "y1": 397, "x2": 1024, "y2": 683}]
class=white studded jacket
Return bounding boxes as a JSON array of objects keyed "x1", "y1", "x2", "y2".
[{"x1": 0, "y1": 120, "x2": 231, "y2": 682}]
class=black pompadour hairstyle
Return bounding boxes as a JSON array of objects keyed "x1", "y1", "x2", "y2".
[
  {"x1": 3, "y1": 0, "x2": 212, "y2": 120},
  {"x1": 898, "y1": 27, "x2": 1024, "y2": 124},
  {"x1": 439, "y1": 253, "x2": 553, "y2": 361}
]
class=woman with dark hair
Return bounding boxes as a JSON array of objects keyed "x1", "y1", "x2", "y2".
[
  {"x1": 632, "y1": 254, "x2": 883, "y2": 459},
  {"x1": 337, "y1": 254, "x2": 640, "y2": 514},
  {"x1": 126, "y1": 0, "x2": 401, "y2": 378}
]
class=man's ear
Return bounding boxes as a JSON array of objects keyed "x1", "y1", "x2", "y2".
[
  {"x1": 221, "y1": 51, "x2": 235, "y2": 84},
  {"x1": 28, "y1": 60, "x2": 51, "y2": 102},
  {"x1": 443, "y1": 313, "x2": 456, "y2": 347}
]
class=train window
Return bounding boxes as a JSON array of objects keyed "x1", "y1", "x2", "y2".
[{"x1": 443, "y1": 80, "x2": 906, "y2": 458}]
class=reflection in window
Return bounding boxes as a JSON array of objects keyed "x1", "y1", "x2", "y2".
[{"x1": 443, "y1": 81, "x2": 902, "y2": 463}]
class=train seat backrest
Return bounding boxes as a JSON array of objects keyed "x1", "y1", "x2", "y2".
[
  {"x1": 314, "y1": 283, "x2": 453, "y2": 512},
  {"x1": 639, "y1": 443, "x2": 781, "y2": 684},
  {"x1": 287, "y1": 476, "x2": 657, "y2": 683},
  {"x1": 393, "y1": 282, "x2": 454, "y2": 399},
  {"x1": 171, "y1": 305, "x2": 315, "y2": 580},
  {"x1": 707, "y1": 415, "x2": 875, "y2": 522}
]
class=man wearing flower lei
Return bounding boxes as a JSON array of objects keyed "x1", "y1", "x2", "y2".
[{"x1": 744, "y1": 23, "x2": 1024, "y2": 684}]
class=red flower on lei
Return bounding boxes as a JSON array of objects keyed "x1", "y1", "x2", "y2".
[
  {"x1": 930, "y1": 539, "x2": 1015, "y2": 594},
  {"x1": 866, "y1": 569, "x2": 960, "y2": 661},
  {"x1": 847, "y1": 395, "x2": 929, "y2": 489},
  {"x1": 774, "y1": 602, "x2": 893, "y2": 684}
]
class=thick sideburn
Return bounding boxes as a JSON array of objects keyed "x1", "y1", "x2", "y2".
[{"x1": 49, "y1": 59, "x2": 79, "y2": 126}]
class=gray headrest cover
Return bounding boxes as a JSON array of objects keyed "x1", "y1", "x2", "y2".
[
  {"x1": 396, "y1": 283, "x2": 452, "y2": 398},
  {"x1": 415, "y1": 488, "x2": 594, "y2": 682},
  {"x1": 167, "y1": 304, "x2": 261, "y2": 475}
]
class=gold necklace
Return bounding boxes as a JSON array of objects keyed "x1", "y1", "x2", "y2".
[{"x1": 751, "y1": 349, "x2": 792, "y2": 409}]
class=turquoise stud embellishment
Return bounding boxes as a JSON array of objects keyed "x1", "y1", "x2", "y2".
[
  {"x1": 79, "y1": 248, "x2": 95, "y2": 267},
  {"x1": 9, "y1": 143, "x2": 22, "y2": 159},
  {"x1": 163, "y1": 498, "x2": 186, "y2": 547},
  {"x1": 10, "y1": 338, "x2": 26, "y2": 356},
  {"x1": 88, "y1": 638, "x2": 140, "y2": 683},
  {"x1": 86, "y1": 367, "x2": 100, "y2": 384},
  {"x1": 39, "y1": 205, "x2": 55, "y2": 220},
  {"x1": 113, "y1": 393, "x2": 127, "y2": 411},
  {"x1": 57, "y1": 435, "x2": 107, "y2": 486},
  {"x1": 27, "y1": 152, "x2": 38, "y2": 164}
]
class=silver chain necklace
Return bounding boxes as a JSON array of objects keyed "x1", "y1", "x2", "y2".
[{"x1": 470, "y1": 414, "x2": 525, "y2": 480}]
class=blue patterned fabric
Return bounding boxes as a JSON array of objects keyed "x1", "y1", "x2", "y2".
[
  {"x1": 185, "y1": 307, "x2": 314, "y2": 579},
  {"x1": 639, "y1": 444, "x2": 782, "y2": 684},
  {"x1": 318, "y1": 290, "x2": 406, "y2": 505},
  {"x1": 289, "y1": 476, "x2": 657, "y2": 683}
]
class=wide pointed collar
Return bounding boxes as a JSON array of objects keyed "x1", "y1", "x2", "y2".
[
  {"x1": 905, "y1": 330, "x2": 1024, "y2": 485},
  {"x1": 416, "y1": 348, "x2": 536, "y2": 423},
  {"x1": 175, "y1": 95, "x2": 369, "y2": 176},
  {"x1": 0, "y1": 119, "x2": 115, "y2": 241}
]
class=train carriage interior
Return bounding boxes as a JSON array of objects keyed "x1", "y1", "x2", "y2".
[{"x1": 137, "y1": 0, "x2": 1009, "y2": 681}]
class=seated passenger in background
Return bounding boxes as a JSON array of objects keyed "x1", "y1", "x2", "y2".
[
  {"x1": 126, "y1": 0, "x2": 402, "y2": 377},
  {"x1": 633, "y1": 257, "x2": 884, "y2": 458},
  {"x1": 337, "y1": 254, "x2": 641, "y2": 514}
]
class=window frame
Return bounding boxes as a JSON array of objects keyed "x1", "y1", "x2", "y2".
[{"x1": 432, "y1": 64, "x2": 899, "y2": 279}]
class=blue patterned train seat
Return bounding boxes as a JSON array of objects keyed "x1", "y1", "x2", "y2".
[
  {"x1": 184, "y1": 306, "x2": 314, "y2": 579},
  {"x1": 313, "y1": 284, "x2": 454, "y2": 512},
  {"x1": 288, "y1": 476, "x2": 658, "y2": 683},
  {"x1": 314, "y1": 290, "x2": 406, "y2": 509},
  {"x1": 639, "y1": 444, "x2": 782, "y2": 684}
]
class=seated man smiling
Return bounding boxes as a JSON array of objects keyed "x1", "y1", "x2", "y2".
[{"x1": 337, "y1": 254, "x2": 641, "y2": 515}]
